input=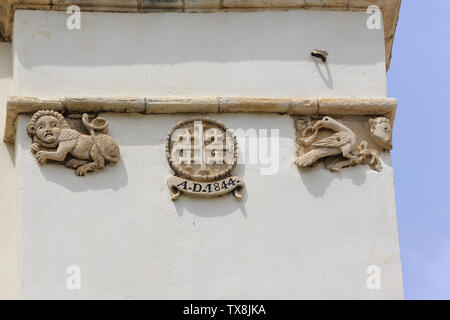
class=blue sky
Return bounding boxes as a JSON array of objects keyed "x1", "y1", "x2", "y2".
[{"x1": 388, "y1": 0, "x2": 450, "y2": 299}]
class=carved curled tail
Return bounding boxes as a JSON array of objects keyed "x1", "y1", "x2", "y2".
[{"x1": 82, "y1": 114, "x2": 120, "y2": 163}]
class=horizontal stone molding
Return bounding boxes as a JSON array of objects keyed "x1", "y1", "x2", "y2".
[
  {"x1": 3, "y1": 96, "x2": 397, "y2": 143},
  {"x1": 0, "y1": 0, "x2": 400, "y2": 69}
]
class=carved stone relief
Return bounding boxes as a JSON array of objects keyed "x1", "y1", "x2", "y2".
[
  {"x1": 165, "y1": 117, "x2": 244, "y2": 200},
  {"x1": 369, "y1": 117, "x2": 393, "y2": 150},
  {"x1": 294, "y1": 115, "x2": 393, "y2": 172},
  {"x1": 27, "y1": 110, "x2": 120, "y2": 176}
]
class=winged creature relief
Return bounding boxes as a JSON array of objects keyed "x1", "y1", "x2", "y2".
[
  {"x1": 295, "y1": 116, "x2": 392, "y2": 172},
  {"x1": 27, "y1": 110, "x2": 120, "y2": 176}
]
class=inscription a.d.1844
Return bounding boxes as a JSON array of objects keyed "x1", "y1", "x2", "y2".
[{"x1": 168, "y1": 176, "x2": 244, "y2": 199}]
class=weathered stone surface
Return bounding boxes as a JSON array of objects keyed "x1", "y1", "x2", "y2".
[
  {"x1": 382, "y1": 0, "x2": 401, "y2": 39},
  {"x1": 318, "y1": 97, "x2": 397, "y2": 115},
  {"x1": 3, "y1": 96, "x2": 398, "y2": 144},
  {"x1": 13, "y1": 4, "x2": 51, "y2": 10},
  {"x1": 185, "y1": 0, "x2": 221, "y2": 12},
  {"x1": 223, "y1": 0, "x2": 304, "y2": 8},
  {"x1": 0, "y1": 0, "x2": 11, "y2": 40},
  {"x1": 14, "y1": 0, "x2": 138, "y2": 13},
  {"x1": 52, "y1": 0, "x2": 137, "y2": 6},
  {"x1": 64, "y1": 98, "x2": 145, "y2": 113},
  {"x1": 4, "y1": 97, "x2": 63, "y2": 143},
  {"x1": 7, "y1": 96, "x2": 63, "y2": 113},
  {"x1": 27, "y1": 110, "x2": 120, "y2": 176},
  {"x1": 305, "y1": 0, "x2": 347, "y2": 8},
  {"x1": 146, "y1": 98, "x2": 219, "y2": 113},
  {"x1": 348, "y1": 0, "x2": 387, "y2": 8},
  {"x1": 51, "y1": 0, "x2": 138, "y2": 12},
  {"x1": 295, "y1": 115, "x2": 393, "y2": 172},
  {"x1": 14, "y1": 0, "x2": 50, "y2": 4},
  {"x1": 385, "y1": 36, "x2": 394, "y2": 70},
  {"x1": 219, "y1": 97, "x2": 290, "y2": 113},
  {"x1": 290, "y1": 98, "x2": 319, "y2": 115},
  {"x1": 142, "y1": 0, "x2": 183, "y2": 10},
  {"x1": 369, "y1": 116, "x2": 392, "y2": 150}
]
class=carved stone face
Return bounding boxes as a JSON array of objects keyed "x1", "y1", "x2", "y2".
[
  {"x1": 370, "y1": 118, "x2": 392, "y2": 150},
  {"x1": 35, "y1": 115, "x2": 61, "y2": 144}
]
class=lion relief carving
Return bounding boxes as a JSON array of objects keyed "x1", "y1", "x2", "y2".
[{"x1": 27, "y1": 110, "x2": 120, "y2": 176}]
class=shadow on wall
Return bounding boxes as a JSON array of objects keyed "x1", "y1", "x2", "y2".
[
  {"x1": 313, "y1": 59, "x2": 334, "y2": 90},
  {"x1": 15, "y1": 11, "x2": 384, "y2": 68},
  {"x1": 298, "y1": 154, "x2": 393, "y2": 198},
  {"x1": 172, "y1": 163, "x2": 248, "y2": 218},
  {"x1": 172, "y1": 191, "x2": 248, "y2": 218},
  {"x1": 39, "y1": 159, "x2": 128, "y2": 192},
  {"x1": 0, "y1": 43, "x2": 14, "y2": 164},
  {"x1": 298, "y1": 165, "x2": 368, "y2": 198}
]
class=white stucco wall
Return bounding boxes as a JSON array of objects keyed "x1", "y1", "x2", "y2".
[
  {"x1": 13, "y1": 10, "x2": 387, "y2": 98},
  {"x1": 17, "y1": 113, "x2": 402, "y2": 299},
  {"x1": 11, "y1": 9, "x2": 402, "y2": 299},
  {"x1": 0, "y1": 43, "x2": 17, "y2": 299}
]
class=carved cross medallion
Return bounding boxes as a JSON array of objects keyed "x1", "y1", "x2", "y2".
[{"x1": 165, "y1": 117, "x2": 244, "y2": 200}]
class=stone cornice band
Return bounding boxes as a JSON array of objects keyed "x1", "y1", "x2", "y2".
[
  {"x1": 0, "y1": 0, "x2": 401, "y2": 69},
  {"x1": 3, "y1": 96, "x2": 397, "y2": 143}
]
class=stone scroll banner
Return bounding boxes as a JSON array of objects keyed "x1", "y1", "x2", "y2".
[{"x1": 167, "y1": 175, "x2": 245, "y2": 201}]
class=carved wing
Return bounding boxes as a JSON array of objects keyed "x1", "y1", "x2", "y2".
[
  {"x1": 312, "y1": 132, "x2": 351, "y2": 148},
  {"x1": 59, "y1": 129, "x2": 81, "y2": 142}
]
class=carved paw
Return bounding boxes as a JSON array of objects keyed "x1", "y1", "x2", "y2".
[
  {"x1": 35, "y1": 151, "x2": 48, "y2": 165},
  {"x1": 295, "y1": 156, "x2": 315, "y2": 168},
  {"x1": 30, "y1": 143, "x2": 41, "y2": 154},
  {"x1": 75, "y1": 166, "x2": 88, "y2": 176}
]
